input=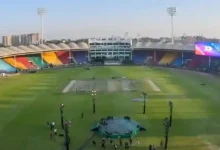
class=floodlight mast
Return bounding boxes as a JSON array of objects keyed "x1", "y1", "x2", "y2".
[
  {"x1": 167, "y1": 7, "x2": 176, "y2": 44},
  {"x1": 37, "y1": 8, "x2": 46, "y2": 44},
  {"x1": 92, "y1": 90, "x2": 97, "y2": 113}
]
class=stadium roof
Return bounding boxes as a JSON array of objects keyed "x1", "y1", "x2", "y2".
[
  {"x1": 133, "y1": 41, "x2": 194, "y2": 51},
  {"x1": 0, "y1": 42, "x2": 89, "y2": 57},
  {"x1": 0, "y1": 41, "x2": 194, "y2": 58}
]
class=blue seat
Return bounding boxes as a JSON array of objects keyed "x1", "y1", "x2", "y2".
[
  {"x1": 0, "y1": 59, "x2": 16, "y2": 72},
  {"x1": 73, "y1": 51, "x2": 88, "y2": 63},
  {"x1": 132, "y1": 51, "x2": 148, "y2": 64},
  {"x1": 172, "y1": 58, "x2": 182, "y2": 66}
]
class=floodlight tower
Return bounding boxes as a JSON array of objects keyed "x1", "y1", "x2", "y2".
[
  {"x1": 163, "y1": 117, "x2": 170, "y2": 150},
  {"x1": 60, "y1": 103, "x2": 65, "y2": 129},
  {"x1": 92, "y1": 90, "x2": 97, "y2": 113},
  {"x1": 142, "y1": 92, "x2": 147, "y2": 114},
  {"x1": 167, "y1": 7, "x2": 176, "y2": 44},
  {"x1": 169, "y1": 101, "x2": 173, "y2": 127},
  {"x1": 37, "y1": 8, "x2": 46, "y2": 44}
]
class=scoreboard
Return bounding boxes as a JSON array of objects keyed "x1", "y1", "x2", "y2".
[
  {"x1": 88, "y1": 37, "x2": 132, "y2": 60},
  {"x1": 195, "y1": 42, "x2": 220, "y2": 57}
]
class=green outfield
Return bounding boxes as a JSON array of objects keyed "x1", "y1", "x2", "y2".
[{"x1": 0, "y1": 66, "x2": 220, "y2": 150}]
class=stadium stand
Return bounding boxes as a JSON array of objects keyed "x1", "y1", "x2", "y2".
[
  {"x1": 15, "y1": 56, "x2": 35, "y2": 69},
  {"x1": 158, "y1": 52, "x2": 178, "y2": 65},
  {"x1": 199, "y1": 61, "x2": 209, "y2": 69},
  {"x1": 4, "y1": 57, "x2": 27, "y2": 70},
  {"x1": 172, "y1": 56, "x2": 182, "y2": 66},
  {"x1": 155, "y1": 51, "x2": 165, "y2": 63},
  {"x1": 72, "y1": 51, "x2": 88, "y2": 64},
  {"x1": 144, "y1": 51, "x2": 154, "y2": 64},
  {"x1": 1, "y1": 41, "x2": 217, "y2": 72},
  {"x1": 27, "y1": 55, "x2": 47, "y2": 67},
  {"x1": 188, "y1": 55, "x2": 207, "y2": 69},
  {"x1": 210, "y1": 57, "x2": 220, "y2": 71},
  {"x1": 0, "y1": 59, "x2": 16, "y2": 72},
  {"x1": 183, "y1": 52, "x2": 194, "y2": 59},
  {"x1": 42, "y1": 52, "x2": 62, "y2": 65},
  {"x1": 132, "y1": 50, "x2": 148, "y2": 64},
  {"x1": 198, "y1": 56, "x2": 209, "y2": 69},
  {"x1": 55, "y1": 51, "x2": 69, "y2": 64}
]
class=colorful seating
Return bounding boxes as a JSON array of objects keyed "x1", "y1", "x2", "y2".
[
  {"x1": 27, "y1": 55, "x2": 47, "y2": 67},
  {"x1": 172, "y1": 58, "x2": 182, "y2": 66},
  {"x1": 0, "y1": 59, "x2": 16, "y2": 72},
  {"x1": 159, "y1": 52, "x2": 178, "y2": 65},
  {"x1": 16, "y1": 56, "x2": 35, "y2": 69},
  {"x1": 56, "y1": 51, "x2": 69, "y2": 64},
  {"x1": 4, "y1": 57, "x2": 27, "y2": 70},
  {"x1": 42, "y1": 52, "x2": 62, "y2": 65},
  {"x1": 72, "y1": 51, "x2": 88, "y2": 64},
  {"x1": 132, "y1": 50, "x2": 148, "y2": 64},
  {"x1": 188, "y1": 56, "x2": 208, "y2": 69}
]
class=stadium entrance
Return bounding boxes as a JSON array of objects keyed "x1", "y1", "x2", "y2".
[{"x1": 88, "y1": 37, "x2": 132, "y2": 65}]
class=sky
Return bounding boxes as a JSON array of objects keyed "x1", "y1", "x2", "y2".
[{"x1": 0, "y1": 0, "x2": 220, "y2": 40}]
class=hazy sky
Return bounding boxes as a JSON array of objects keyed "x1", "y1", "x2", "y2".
[{"x1": 0, "y1": 0, "x2": 219, "y2": 40}]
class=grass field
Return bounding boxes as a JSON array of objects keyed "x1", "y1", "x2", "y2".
[{"x1": 1, "y1": 66, "x2": 220, "y2": 150}]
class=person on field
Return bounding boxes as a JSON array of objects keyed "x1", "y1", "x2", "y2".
[
  {"x1": 102, "y1": 138, "x2": 106, "y2": 143},
  {"x1": 101, "y1": 141, "x2": 105, "y2": 149},
  {"x1": 149, "y1": 144, "x2": 152, "y2": 150},
  {"x1": 124, "y1": 142, "x2": 129, "y2": 149},
  {"x1": 129, "y1": 138, "x2": 132, "y2": 146},
  {"x1": 136, "y1": 139, "x2": 140, "y2": 144},
  {"x1": 152, "y1": 145, "x2": 156, "y2": 150},
  {"x1": 81, "y1": 112, "x2": 84, "y2": 118},
  {"x1": 51, "y1": 121, "x2": 55, "y2": 131},
  {"x1": 160, "y1": 140, "x2": 163, "y2": 147},
  {"x1": 119, "y1": 139, "x2": 123, "y2": 146},
  {"x1": 50, "y1": 132, "x2": 55, "y2": 141},
  {"x1": 50, "y1": 122, "x2": 53, "y2": 131},
  {"x1": 110, "y1": 139, "x2": 113, "y2": 145},
  {"x1": 92, "y1": 140, "x2": 96, "y2": 147},
  {"x1": 47, "y1": 121, "x2": 50, "y2": 129},
  {"x1": 114, "y1": 144, "x2": 118, "y2": 150},
  {"x1": 54, "y1": 128, "x2": 57, "y2": 135}
]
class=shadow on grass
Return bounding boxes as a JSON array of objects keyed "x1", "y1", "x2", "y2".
[
  {"x1": 148, "y1": 94, "x2": 187, "y2": 100},
  {"x1": 135, "y1": 118, "x2": 220, "y2": 137},
  {"x1": 76, "y1": 133, "x2": 95, "y2": 150}
]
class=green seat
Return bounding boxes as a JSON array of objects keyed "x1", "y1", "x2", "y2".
[{"x1": 27, "y1": 55, "x2": 47, "y2": 67}]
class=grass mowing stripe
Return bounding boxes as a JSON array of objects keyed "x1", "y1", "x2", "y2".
[{"x1": 0, "y1": 67, "x2": 219, "y2": 150}]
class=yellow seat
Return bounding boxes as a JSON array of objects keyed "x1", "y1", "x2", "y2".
[
  {"x1": 42, "y1": 52, "x2": 62, "y2": 65},
  {"x1": 159, "y1": 52, "x2": 178, "y2": 65},
  {"x1": 4, "y1": 57, "x2": 27, "y2": 69}
]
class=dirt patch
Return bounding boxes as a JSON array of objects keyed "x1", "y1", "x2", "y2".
[
  {"x1": 146, "y1": 79, "x2": 161, "y2": 91},
  {"x1": 107, "y1": 80, "x2": 117, "y2": 92},
  {"x1": 0, "y1": 73, "x2": 20, "y2": 78},
  {"x1": 63, "y1": 79, "x2": 137, "y2": 93},
  {"x1": 62, "y1": 80, "x2": 76, "y2": 93}
]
